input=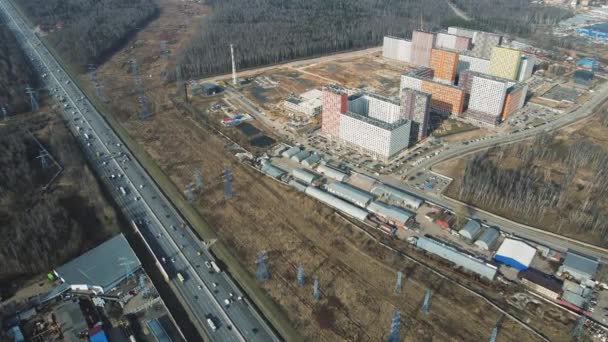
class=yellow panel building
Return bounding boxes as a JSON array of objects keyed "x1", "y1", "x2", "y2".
[{"x1": 489, "y1": 47, "x2": 521, "y2": 80}]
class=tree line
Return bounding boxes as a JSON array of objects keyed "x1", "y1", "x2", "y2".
[
  {"x1": 0, "y1": 124, "x2": 117, "y2": 283},
  {"x1": 17, "y1": 0, "x2": 158, "y2": 68},
  {"x1": 456, "y1": 133, "x2": 608, "y2": 244},
  {"x1": 0, "y1": 23, "x2": 36, "y2": 115}
]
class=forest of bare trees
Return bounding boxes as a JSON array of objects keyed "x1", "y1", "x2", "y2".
[
  {"x1": 0, "y1": 23, "x2": 36, "y2": 114},
  {"x1": 0, "y1": 122, "x2": 118, "y2": 283},
  {"x1": 17, "y1": 0, "x2": 157, "y2": 67},
  {"x1": 175, "y1": 0, "x2": 571, "y2": 79},
  {"x1": 455, "y1": 131, "x2": 608, "y2": 245}
]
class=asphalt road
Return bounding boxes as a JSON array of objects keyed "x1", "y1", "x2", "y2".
[{"x1": 0, "y1": 1, "x2": 279, "y2": 341}]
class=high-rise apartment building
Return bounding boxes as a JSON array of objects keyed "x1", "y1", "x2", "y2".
[
  {"x1": 435, "y1": 32, "x2": 471, "y2": 51},
  {"x1": 489, "y1": 47, "x2": 522, "y2": 80},
  {"x1": 447, "y1": 27, "x2": 477, "y2": 43},
  {"x1": 457, "y1": 52, "x2": 491, "y2": 75},
  {"x1": 468, "y1": 76, "x2": 510, "y2": 118},
  {"x1": 430, "y1": 48, "x2": 459, "y2": 83},
  {"x1": 411, "y1": 31, "x2": 436, "y2": 67},
  {"x1": 320, "y1": 89, "x2": 412, "y2": 160},
  {"x1": 472, "y1": 32, "x2": 502, "y2": 59},
  {"x1": 401, "y1": 68, "x2": 465, "y2": 116},
  {"x1": 401, "y1": 89, "x2": 431, "y2": 142},
  {"x1": 501, "y1": 83, "x2": 528, "y2": 121},
  {"x1": 517, "y1": 55, "x2": 536, "y2": 81},
  {"x1": 382, "y1": 36, "x2": 412, "y2": 63},
  {"x1": 321, "y1": 88, "x2": 347, "y2": 136}
]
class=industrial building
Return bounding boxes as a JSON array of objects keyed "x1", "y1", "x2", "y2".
[
  {"x1": 301, "y1": 154, "x2": 321, "y2": 167},
  {"x1": 457, "y1": 52, "x2": 491, "y2": 75},
  {"x1": 305, "y1": 186, "x2": 369, "y2": 221},
  {"x1": 366, "y1": 201, "x2": 415, "y2": 228},
  {"x1": 401, "y1": 68, "x2": 465, "y2": 116},
  {"x1": 411, "y1": 31, "x2": 436, "y2": 67},
  {"x1": 292, "y1": 168, "x2": 321, "y2": 185},
  {"x1": 574, "y1": 70, "x2": 594, "y2": 87},
  {"x1": 400, "y1": 88, "x2": 431, "y2": 142},
  {"x1": 291, "y1": 150, "x2": 311, "y2": 163},
  {"x1": 370, "y1": 184, "x2": 424, "y2": 209},
  {"x1": 459, "y1": 219, "x2": 482, "y2": 240},
  {"x1": 289, "y1": 179, "x2": 308, "y2": 192},
  {"x1": 489, "y1": 47, "x2": 522, "y2": 80},
  {"x1": 494, "y1": 238, "x2": 536, "y2": 270},
  {"x1": 517, "y1": 55, "x2": 536, "y2": 82},
  {"x1": 558, "y1": 251, "x2": 599, "y2": 282},
  {"x1": 321, "y1": 89, "x2": 412, "y2": 160},
  {"x1": 416, "y1": 236, "x2": 498, "y2": 280},
  {"x1": 283, "y1": 89, "x2": 323, "y2": 116},
  {"x1": 518, "y1": 268, "x2": 563, "y2": 300},
  {"x1": 472, "y1": 32, "x2": 503, "y2": 59},
  {"x1": 561, "y1": 280, "x2": 593, "y2": 310},
  {"x1": 326, "y1": 182, "x2": 375, "y2": 208},
  {"x1": 382, "y1": 36, "x2": 412, "y2": 63},
  {"x1": 282, "y1": 146, "x2": 301, "y2": 158},
  {"x1": 316, "y1": 164, "x2": 348, "y2": 182},
  {"x1": 435, "y1": 32, "x2": 471, "y2": 51},
  {"x1": 261, "y1": 161, "x2": 286, "y2": 179},
  {"x1": 577, "y1": 23, "x2": 608, "y2": 39},
  {"x1": 54, "y1": 234, "x2": 141, "y2": 294},
  {"x1": 430, "y1": 48, "x2": 459, "y2": 83},
  {"x1": 474, "y1": 227, "x2": 500, "y2": 251}
]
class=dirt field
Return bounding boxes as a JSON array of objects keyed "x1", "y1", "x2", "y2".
[{"x1": 71, "y1": 0, "x2": 586, "y2": 339}]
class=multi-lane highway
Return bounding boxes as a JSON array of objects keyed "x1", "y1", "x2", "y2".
[{"x1": 0, "y1": 1, "x2": 279, "y2": 341}]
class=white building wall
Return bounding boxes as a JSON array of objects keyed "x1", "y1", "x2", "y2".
[
  {"x1": 383, "y1": 37, "x2": 412, "y2": 63},
  {"x1": 518, "y1": 55, "x2": 536, "y2": 82},
  {"x1": 400, "y1": 75, "x2": 423, "y2": 91},
  {"x1": 389, "y1": 121, "x2": 411, "y2": 156},
  {"x1": 518, "y1": 84, "x2": 528, "y2": 109},
  {"x1": 469, "y1": 76, "x2": 508, "y2": 116},
  {"x1": 339, "y1": 114, "x2": 392, "y2": 157},
  {"x1": 436, "y1": 33, "x2": 457, "y2": 49},
  {"x1": 457, "y1": 54, "x2": 490, "y2": 74},
  {"x1": 448, "y1": 27, "x2": 478, "y2": 43},
  {"x1": 368, "y1": 96, "x2": 401, "y2": 124}
]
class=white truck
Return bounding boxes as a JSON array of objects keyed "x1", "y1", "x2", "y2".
[
  {"x1": 206, "y1": 318, "x2": 217, "y2": 331},
  {"x1": 119, "y1": 187, "x2": 127, "y2": 196},
  {"x1": 210, "y1": 261, "x2": 221, "y2": 273}
]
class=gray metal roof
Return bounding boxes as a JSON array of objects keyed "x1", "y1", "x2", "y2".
[
  {"x1": 261, "y1": 162, "x2": 286, "y2": 179},
  {"x1": 316, "y1": 164, "x2": 348, "y2": 181},
  {"x1": 326, "y1": 182, "x2": 375, "y2": 208},
  {"x1": 301, "y1": 154, "x2": 321, "y2": 166},
  {"x1": 289, "y1": 179, "x2": 308, "y2": 192},
  {"x1": 367, "y1": 201, "x2": 415, "y2": 224},
  {"x1": 474, "y1": 227, "x2": 500, "y2": 250},
  {"x1": 55, "y1": 234, "x2": 141, "y2": 292},
  {"x1": 416, "y1": 236, "x2": 497, "y2": 280},
  {"x1": 292, "y1": 168, "x2": 320, "y2": 184},
  {"x1": 371, "y1": 184, "x2": 424, "y2": 209},
  {"x1": 282, "y1": 146, "x2": 301, "y2": 158},
  {"x1": 459, "y1": 219, "x2": 482, "y2": 240},
  {"x1": 305, "y1": 186, "x2": 369, "y2": 221},
  {"x1": 561, "y1": 251, "x2": 599, "y2": 280},
  {"x1": 291, "y1": 150, "x2": 311, "y2": 162}
]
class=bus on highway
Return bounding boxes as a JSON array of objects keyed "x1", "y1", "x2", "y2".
[
  {"x1": 210, "y1": 261, "x2": 221, "y2": 273},
  {"x1": 177, "y1": 272, "x2": 185, "y2": 282}
]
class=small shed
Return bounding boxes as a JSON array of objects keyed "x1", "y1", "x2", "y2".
[
  {"x1": 459, "y1": 220, "x2": 482, "y2": 240},
  {"x1": 474, "y1": 227, "x2": 500, "y2": 250}
]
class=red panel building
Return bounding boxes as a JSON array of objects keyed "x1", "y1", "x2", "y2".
[{"x1": 321, "y1": 88, "x2": 347, "y2": 137}]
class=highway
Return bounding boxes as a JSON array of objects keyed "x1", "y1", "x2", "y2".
[{"x1": 0, "y1": 1, "x2": 279, "y2": 341}]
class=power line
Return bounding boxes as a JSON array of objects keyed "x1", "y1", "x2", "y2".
[{"x1": 25, "y1": 85, "x2": 38, "y2": 111}]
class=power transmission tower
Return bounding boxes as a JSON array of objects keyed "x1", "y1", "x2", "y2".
[
  {"x1": 129, "y1": 58, "x2": 151, "y2": 120},
  {"x1": 420, "y1": 289, "x2": 431, "y2": 313},
  {"x1": 25, "y1": 85, "x2": 38, "y2": 111},
  {"x1": 256, "y1": 251, "x2": 269, "y2": 281},
  {"x1": 87, "y1": 64, "x2": 106, "y2": 102},
  {"x1": 223, "y1": 166, "x2": 233, "y2": 199},
  {"x1": 489, "y1": 315, "x2": 504, "y2": 342},
  {"x1": 395, "y1": 271, "x2": 403, "y2": 293},
  {"x1": 37, "y1": 149, "x2": 50, "y2": 169},
  {"x1": 572, "y1": 315, "x2": 586, "y2": 339},
  {"x1": 387, "y1": 308, "x2": 400, "y2": 342},
  {"x1": 194, "y1": 168, "x2": 202, "y2": 190},
  {"x1": 297, "y1": 265, "x2": 304, "y2": 288},
  {"x1": 184, "y1": 183, "x2": 194, "y2": 203},
  {"x1": 160, "y1": 40, "x2": 169, "y2": 59},
  {"x1": 313, "y1": 275, "x2": 320, "y2": 302}
]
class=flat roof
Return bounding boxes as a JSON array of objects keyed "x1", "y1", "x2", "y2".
[
  {"x1": 495, "y1": 238, "x2": 536, "y2": 269},
  {"x1": 55, "y1": 234, "x2": 141, "y2": 292},
  {"x1": 342, "y1": 110, "x2": 409, "y2": 131},
  {"x1": 583, "y1": 22, "x2": 608, "y2": 34},
  {"x1": 562, "y1": 251, "x2": 599, "y2": 278}
]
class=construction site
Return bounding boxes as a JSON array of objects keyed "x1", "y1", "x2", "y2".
[{"x1": 57, "y1": 0, "x2": 596, "y2": 340}]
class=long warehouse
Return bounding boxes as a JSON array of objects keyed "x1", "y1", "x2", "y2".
[{"x1": 305, "y1": 186, "x2": 369, "y2": 221}]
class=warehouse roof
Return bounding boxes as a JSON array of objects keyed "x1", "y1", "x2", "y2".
[
  {"x1": 474, "y1": 227, "x2": 500, "y2": 250},
  {"x1": 55, "y1": 234, "x2": 140, "y2": 292},
  {"x1": 301, "y1": 154, "x2": 321, "y2": 166},
  {"x1": 282, "y1": 146, "x2": 301, "y2": 158},
  {"x1": 261, "y1": 161, "x2": 286, "y2": 179},
  {"x1": 292, "y1": 168, "x2": 320, "y2": 184},
  {"x1": 367, "y1": 201, "x2": 415, "y2": 224},
  {"x1": 371, "y1": 184, "x2": 424, "y2": 209},
  {"x1": 494, "y1": 238, "x2": 536, "y2": 270},
  {"x1": 305, "y1": 187, "x2": 369, "y2": 221},
  {"x1": 459, "y1": 219, "x2": 482, "y2": 240},
  {"x1": 317, "y1": 164, "x2": 348, "y2": 181},
  {"x1": 561, "y1": 251, "x2": 599, "y2": 280},
  {"x1": 291, "y1": 150, "x2": 311, "y2": 162},
  {"x1": 326, "y1": 182, "x2": 375, "y2": 207}
]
